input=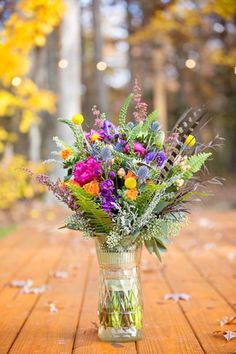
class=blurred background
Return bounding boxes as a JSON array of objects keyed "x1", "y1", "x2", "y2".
[{"x1": 0, "y1": 0, "x2": 235, "y2": 231}]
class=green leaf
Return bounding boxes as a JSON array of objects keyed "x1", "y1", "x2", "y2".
[
  {"x1": 68, "y1": 184, "x2": 114, "y2": 234},
  {"x1": 184, "y1": 152, "x2": 212, "y2": 180},
  {"x1": 118, "y1": 93, "x2": 133, "y2": 132}
]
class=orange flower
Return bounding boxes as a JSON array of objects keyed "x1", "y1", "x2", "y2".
[
  {"x1": 83, "y1": 180, "x2": 100, "y2": 196},
  {"x1": 60, "y1": 148, "x2": 71, "y2": 160},
  {"x1": 124, "y1": 170, "x2": 137, "y2": 180},
  {"x1": 125, "y1": 188, "x2": 138, "y2": 201}
]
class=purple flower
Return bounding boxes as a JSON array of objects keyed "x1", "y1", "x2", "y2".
[
  {"x1": 134, "y1": 142, "x2": 146, "y2": 156},
  {"x1": 100, "y1": 179, "x2": 114, "y2": 197},
  {"x1": 100, "y1": 179, "x2": 116, "y2": 213},
  {"x1": 73, "y1": 157, "x2": 102, "y2": 186},
  {"x1": 109, "y1": 170, "x2": 116, "y2": 179},
  {"x1": 99, "y1": 119, "x2": 119, "y2": 142},
  {"x1": 156, "y1": 151, "x2": 167, "y2": 168},
  {"x1": 144, "y1": 151, "x2": 156, "y2": 163}
]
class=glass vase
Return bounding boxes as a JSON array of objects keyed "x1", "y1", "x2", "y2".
[{"x1": 96, "y1": 240, "x2": 143, "y2": 342}]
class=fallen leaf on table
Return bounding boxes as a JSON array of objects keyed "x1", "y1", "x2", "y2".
[
  {"x1": 91, "y1": 321, "x2": 98, "y2": 329},
  {"x1": 50, "y1": 271, "x2": 68, "y2": 279},
  {"x1": 48, "y1": 302, "x2": 58, "y2": 313},
  {"x1": 8, "y1": 279, "x2": 33, "y2": 288},
  {"x1": 212, "y1": 330, "x2": 236, "y2": 342},
  {"x1": 164, "y1": 293, "x2": 191, "y2": 302},
  {"x1": 197, "y1": 218, "x2": 215, "y2": 229},
  {"x1": 219, "y1": 315, "x2": 236, "y2": 327},
  {"x1": 111, "y1": 343, "x2": 124, "y2": 348},
  {"x1": 21, "y1": 284, "x2": 49, "y2": 294},
  {"x1": 224, "y1": 331, "x2": 236, "y2": 342},
  {"x1": 227, "y1": 252, "x2": 236, "y2": 261},
  {"x1": 203, "y1": 242, "x2": 216, "y2": 251}
]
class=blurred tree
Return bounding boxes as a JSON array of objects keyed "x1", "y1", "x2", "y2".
[
  {"x1": 130, "y1": 0, "x2": 236, "y2": 171},
  {"x1": 92, "y1": 0, "x2": 108, "y2": 112},
  {"x1": 0, "y1": 0, "x2": 66, "y2": 155},
  {"x1": 0, "y1": 0, "x2": 66, "y2": 209}
]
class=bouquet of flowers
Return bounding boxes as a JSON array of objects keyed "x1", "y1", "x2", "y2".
[{"x1": 36, "y1": 82, "x2": 215, "y2": 341}]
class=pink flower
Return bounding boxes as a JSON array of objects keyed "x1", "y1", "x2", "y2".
[
  {"x1": 134, "y1": 142, "x2": 146, "y2": 156},
  {"x1": 73, "y1": 157, "x2": 102, "y2": 186}
]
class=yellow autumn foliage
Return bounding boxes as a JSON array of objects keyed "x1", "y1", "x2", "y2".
[
  {"x1": 0, "y1": 155, "x2": 48, "y2": 209},
  {"x1": 0, "y1": 0, "x2": 66, "y2": 151}
]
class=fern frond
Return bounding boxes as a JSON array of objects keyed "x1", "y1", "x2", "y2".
[
  {"x1": 136, "y1": 183, "x2": 165, "y2": 215},
  {"x1": 68, "y1": 184, "x2": 114, "y2": 234},
  {"x1": 119, "y1": 93, "x2": 133, "y2": 132},
  {"x1": 184, "y1": 152, "x2": 212, "y2": 179},
  {"x1": 146, "y1": 109, "x2": 159, "y2": 126}
]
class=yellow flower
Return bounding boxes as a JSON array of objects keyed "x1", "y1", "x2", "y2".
[
  {"x1": 90, "y1": 133, "x2": 100, "y2": 142},
  {"x1": 60, "y1": 148, "x2": 71, "y2": 160},
  {"x1": 125, "y1": 177, "x2": 137, "y2": 189},
  {"x1": 72, "y1": 113, "x2": 84, "y2": 125},
  {"x1": 125, "y1": 188, "x2": 138, "y2": 201},
  {"x1": 185, "y1": 135, "x2": 196, "y2": 147}
]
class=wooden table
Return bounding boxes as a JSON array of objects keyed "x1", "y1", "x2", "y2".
[{"x1": 0, "y1": 209, "x2": 236, "y2": 353}]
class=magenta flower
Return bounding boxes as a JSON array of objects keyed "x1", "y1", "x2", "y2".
[
  {"x1": 73, "y1": 157, "x2": 102, "y2": 186},
  {"x1": 134, "y1": 142, "x2": 146, "y2": 156},
  {"x1": 124, "y1": 143, "x2": 130, "y2": 154}
]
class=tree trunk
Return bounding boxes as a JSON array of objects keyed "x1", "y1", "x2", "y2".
[
  {"x1": 153, "y1": 44, "x2": 168, "y2": 131},
  {"x1": 92, "y1": 0, "x2": 108, "y2": 113},
  {"x1": 29, "y1": 47, "x2": 46, "y2": 162},
  {"x1": 58, "y1": 0, "x2": 81, "y2": 134}
]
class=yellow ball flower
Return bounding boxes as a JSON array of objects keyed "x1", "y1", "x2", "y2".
[
  {"x1": 125, "y1": 177, "x2": 137, "y2": 189},
  {"x1": 185, "y1": 135, "x2": 196, "y2": 147},
  {"x1": 72, "y1": 113, "x2": 84, "y2": 125}
]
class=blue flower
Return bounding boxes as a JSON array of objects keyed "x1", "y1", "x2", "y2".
[
  {"x1": 101, "y1": 147, "x2": 112, "y2": 161},
  {"x1": 151, "y1": 121, "x2": 160, "y2": 132},
  {"x1": 137, "y1": 166, "x2": 149, "y2": 181}
]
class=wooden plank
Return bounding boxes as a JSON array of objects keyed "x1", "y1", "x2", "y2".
[
  {"x1": 0, "y1": 231, "x2": 68, "y2": 353},
  {"x1": 176, "y1": 215, "x2": 236, "y2": 309},
  {"x1": 0, "y1": 228, "x2": 47, "y2": 289},
  {"x1": 136, "y1": 251, "x2": 204, "y2": 354},
  {"x1": 73, "y1": 256, "x2": 137, "y2": 354},
  {"x1": 162, "y1": 245, "x2": 236, "y2": 353},
  {"x1": 9, "y1": 238, "x2": 91, "y2": 354}
]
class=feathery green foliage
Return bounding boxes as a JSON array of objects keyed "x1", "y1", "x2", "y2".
[
  {"x1": 146, "y1": 109, "x2": 159, "y2": 126},
  {"x1": 118, "y1": 93, "x2": 133, "y2": 132},
  {"x1": 136, "y1": 183, "x2": 165, "y2": 215},
  {"x1": 184, "y1": 152, "x2": 212, "y2": 179},
  {"x1": 68, "y1": 184, "x2": 114, "y2": 234}
]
